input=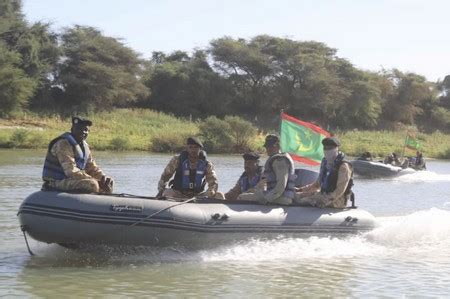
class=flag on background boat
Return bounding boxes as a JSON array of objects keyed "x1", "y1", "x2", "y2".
[
  {"x1": 405, "y1": 134, "x2": 421, "y2": 150},
  {"x1": 280, "y1": 112, "x2": 331, "y2": 166}
]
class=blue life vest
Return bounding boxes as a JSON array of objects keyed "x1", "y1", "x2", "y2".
[
  {"x1": 170, "y1": 150, "x2": 208, "y2": 193},
  {"x1": 263, "y1": 153, "x2": 297, "y2": 199},
  {"x1": 238, "y1": 166, "x2": 263, "y2": 193},
  {"x1": 42, "y1": 132, "x2": 90, "y2": 181},
  {"x1": 318, "y1": 153, "x2": 353, "y2": 195}
]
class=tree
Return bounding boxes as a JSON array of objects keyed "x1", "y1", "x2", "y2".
[
  {"x1": 0, "y1": 42, "x2": 35, "y2": 116},
  {"x1": 141, "y1": 50, "x2": 233, "y2": 117},
  {"x1": 56, "y1": 26, "x2": 148, "y2": 113},
  {"x1": 0, "y1": 0, "x2": 37, "y2": 115},
  {"x1": 382, "y1": 70, "x2": 435, "y2": 125}
]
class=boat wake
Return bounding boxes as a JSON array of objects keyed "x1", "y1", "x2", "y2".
[{"x1": 394, "y1": 171, "x2": 450, "y2": 182}]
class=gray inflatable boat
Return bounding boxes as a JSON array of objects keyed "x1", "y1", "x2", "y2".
[
  {"x1": 18, "y1": 191, "x2": 376, "y2": 248},
  {"x1": 350, "y1": 160, "x2": 416, "y2": 178}
]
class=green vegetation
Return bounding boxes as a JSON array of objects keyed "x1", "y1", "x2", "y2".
[
  {"x1": 1, "y1": 109, "x2": 449, "y2": 159},
  {"x1": 0, "y1": 109, "x2": 262, "y2": 153}
]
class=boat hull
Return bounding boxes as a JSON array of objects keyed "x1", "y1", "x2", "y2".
[
  {"x1": 351, "y1": 160, "x2": 416, "y2": 178},
  {"x1": 18, "y1": 191, "x2": 377, "y2": 248}
]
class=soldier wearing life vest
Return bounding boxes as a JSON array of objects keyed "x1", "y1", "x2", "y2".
[
  {"x1": 238, "y1": 134, "x2": 297, "y2": 205},
  {"x1": 225, "y1": 152, "x2": 263, "y2": 200},
  {"x1": 42, "y1": 117, "x2": 114, "y2": 194},
  {"x1": 157, "y1": 137, "x2": 222, "y2": 199},
  {"x1": 295, "y1": 137, "x2": 353, "y2": 208}
]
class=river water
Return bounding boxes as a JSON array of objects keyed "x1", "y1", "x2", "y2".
[{"x1": 1, "y1": 149, "x2": 450, "y2": 297}]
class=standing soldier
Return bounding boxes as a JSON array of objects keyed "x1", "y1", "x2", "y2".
[
  {"x1": 157, "y1": 137, "x2": 222, "y2": 199},
  {"x1": 295, "y1": 137, "x2": 353, "y2": 208},
  {"x1": 42, "y1": 117, "x2": 114, "y2": 194},
  {"x1": 238, "y1": 134, "x2": 297, "y2": 205},
  {"x1": 225, "y1": 152, "x2": 263, "y2": 200}
]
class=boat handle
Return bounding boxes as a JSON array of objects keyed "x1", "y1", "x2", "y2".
[
  {"x1": 345, "y1": 216, "x2": 358, "y2": 223},
  {"x1": 211, "y1": 213, "x2": 229, "y2": 221}
]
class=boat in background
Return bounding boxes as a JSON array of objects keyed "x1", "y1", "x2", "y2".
[{"x1": 350, "y1": 160, "x2": 417, "y2": 178}]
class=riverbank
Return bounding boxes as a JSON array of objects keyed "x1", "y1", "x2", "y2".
[{"x1": 1, "y1": 109, "x2": 449, "y2": 158}]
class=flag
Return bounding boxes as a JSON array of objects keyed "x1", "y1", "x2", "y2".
[
  {"x1": 405, "y1": 134, "x2": 420, "y2": 150},
  {"x1": 280, "y1": 112, "x2": 331, "y2": 166}
]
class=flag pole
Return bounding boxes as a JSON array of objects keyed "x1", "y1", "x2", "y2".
[
  {"x1": 279, "y1": 109, "x2": 284, "y2": 148},
  {"x1": 401, "y1": 134, "x2": 407, "y2": 158}
]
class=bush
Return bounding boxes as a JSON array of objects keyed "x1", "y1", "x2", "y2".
[
  {"x1": 224, "y1": 116, "x2": 258, "y2": 152},
  {"x1": 9, "y1": 129, "x2": 29, "y2": 148},
  {"x1": 198, "y1": 116, "x2": 233, "y2": 153},
  {"x1": 108, "y1": 137, "x2": 130, "y2": 151},
  {"x1": 150, "y1": 134, "x2": 189, "y2": 153}
]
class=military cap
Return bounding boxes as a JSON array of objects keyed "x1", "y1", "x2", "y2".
[
  {"x1": 243, "y1": 152, "x2": 260, "y2": 161},
  {"x1": 72, "y1": 116, "x2": 92, "y2": 127},
  {"x1": 263, "y1": 134, "x2": 280, "y2": 147},
  {"x1": 322, "y1": 136, "x2": 340, "y2": 147},
  {"x1": 187, "y1": 137, "x2": 203, "y2": 148}
]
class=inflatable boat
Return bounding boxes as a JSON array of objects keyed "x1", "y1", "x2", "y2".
[
  {"x1": 350, "y1": 160, "x2": 416, "y2": 178},
  {"x1": 18, "y1": 190, "x2": 376, "y2": 249}
]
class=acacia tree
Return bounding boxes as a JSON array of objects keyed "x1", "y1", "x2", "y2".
[
  {"x1": 56, "y1": 26, "x2": 148, "y2": 113},
  {"x1": 141, "y1": 50, "x2": 233, "y2": 117},
  {"x1": 0, "y1": 0, "x2": 36, "y2": 115},
  {"x1": 0, "y1": 42, "x2": 35, "y2": 116},
  {"x1": 382, "y1": 70, "x2": 436, "y2": 125}
]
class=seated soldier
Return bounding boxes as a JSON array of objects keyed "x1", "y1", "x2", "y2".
[
  {"x1": 357, "y1": 152, "x2": 373, "y2": 161},
  {"x1": 42, "y1": 117, "x2": 114, "y2": 193},
  {"x1": 225, "y1": 152, "x2": 263, "y2": 200},
  {"x1": 295, "y1": 137, "x2": 353, "y2": 209},
  {"x1": 412, "y1": 151, "x2": 426, "y2": 170},
  {"x1": 238, "y1": 134, "x2": 296, "y2": 206},
  {"x1": 157, "y1": 137, "x2": 224, "y2": 200},
  {"x1": 384, "y1": 152, "x2": 402, "y2": 166}
]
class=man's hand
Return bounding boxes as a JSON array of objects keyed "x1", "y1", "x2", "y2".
[
  {"x1": 206, "y1": 190, "x2": 216, "y2": 198},
  {"x1": 100, "y1": 175, "x2": 114, "y2": 193}
]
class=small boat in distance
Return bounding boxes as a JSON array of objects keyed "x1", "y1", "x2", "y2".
[{"x1": 350, "y1": 160, "x2": 417, "y2": 178}]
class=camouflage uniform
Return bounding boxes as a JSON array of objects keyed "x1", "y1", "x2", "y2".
[
  {"x1": 238, "y1": 158, "x2": 293, "y2": 206},
  {"x1": 158, "y1": 155, "x2": 223, "y2": 199},
  {"x1": 295, "y1": 162, "x2": 352, "y2": 208},
  {"x1": 44, "y1": 139, "x2": 111, "y2": 193},
  {"x1": 224, "y1": 174, "x2": 265, "y2": 200}
]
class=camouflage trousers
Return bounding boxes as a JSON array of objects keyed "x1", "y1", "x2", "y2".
[
  {"x1": 46, "y1": 178, "x2": 113, "y2": 194},
  {"x1": 162, "y1": 188, "x2": 225, "y2": 200},
  {"x1": 237, "y1": 192, "x2": 292, "y2": 206},
  {"x1": 294, "y1": 192, "x2": 346, "y2": 209}
]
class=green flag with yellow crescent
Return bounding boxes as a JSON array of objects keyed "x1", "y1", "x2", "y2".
[{"x1": 280, "y1": 112, "x2": 331, "y2": 166}]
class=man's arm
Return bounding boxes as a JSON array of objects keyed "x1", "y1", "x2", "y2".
[
  {"x1": 51, "y1": 139, "x2": 93, "y2": 180},
  {"x1": 205, "y1": 161, "x2": 219, "y2": 196},
  {"x1": 224, "y1": 181, "x2": 241, "y2": 200},
  {"x1": 157, "y1": 156, "x2": 179, "y2": 192},
  {"x1": 84, "y1": 148, "x2": 105, "y2": 181}
]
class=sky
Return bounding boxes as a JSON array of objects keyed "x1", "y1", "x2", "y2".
[{"x1": 23, "y1": 0, "x2": 449, "y2": 82}]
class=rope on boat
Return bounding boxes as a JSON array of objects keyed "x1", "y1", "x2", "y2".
[
  {"x1": 126, "y1": 197, "x2": 198, "y2": 228},
  {"x1": 21, "y1": 225, "x2": 35, "y2": 256}
]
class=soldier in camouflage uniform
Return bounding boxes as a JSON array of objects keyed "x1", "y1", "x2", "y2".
[
  {"x1": 237, "y1": 135, "x2": 297, "y2": 206},
  {"x1": 42, "y1": 117, "x2": 114, "y2": 194},
  {"x1": 225, "y1": 152, "x2": 263, "y2": 200},
  {"x1": 157, "y1": 137, "x2": 223, "y2": 200},
  {"x1": 295, "y1": 137, "x2": 353, "y2": 209}
]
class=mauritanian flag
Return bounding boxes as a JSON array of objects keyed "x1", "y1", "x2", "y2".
[
  {"x1": 405, "y1": 134, "x2": 421, "y2": 150},
  {"x1": 280, "y1": 112, "x2": 331, "y2": 166}
]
